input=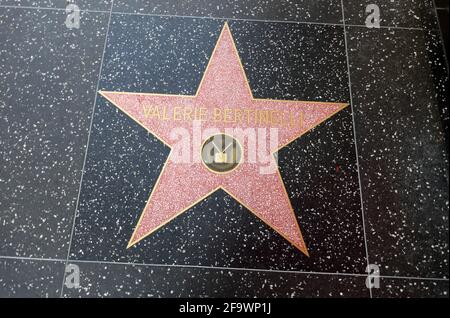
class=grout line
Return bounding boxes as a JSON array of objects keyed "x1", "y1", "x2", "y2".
[
  {"x1": 340, "y1": 0, "x2": 372, "y2": 299},
  {"x1": 58, "y1": 0, "x2": 115, "y2": 298},
  {"x1": 432, "y1": 0, "x2": 449, "y2": 70},
  {"x1": 73, "y1": 259, "x2": 370, "y2": 278},
  {"x1": 0, "y1": 255, "x2": 65, "y2": 263},
  {"x1": 375, "y1": 275, "x2": 450, "y2": 282},
  {"x1": 0, "y1": 4, "x2": 109, "y2": 13},
  {"x1": 1, "y1": 254, "x2": 448, "y2": 282},
  {"x1": 345, "y1": 23, "x2": 429, "y2": 31},
  {"x1": 0, "y1": 4, "x2": 441, "y2": 32},
  {"x1": 108, "y1": 10, "x2": 344, "y2": 27},
  {"x1": 110, "y1": 11, "x2": 440, "y2": 32},
  {"x1": 432, "y1": 0, "x2": 450, "y2": 160},
  {"x1": 71, "y1": 260, "x2": 450, "y2": 282}
]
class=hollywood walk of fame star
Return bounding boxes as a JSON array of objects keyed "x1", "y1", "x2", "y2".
[{"x1": 99, "y1": 23, "x2": 348, "y2": 256}]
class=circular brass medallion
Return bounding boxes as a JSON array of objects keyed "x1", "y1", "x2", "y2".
[{"x1": 201, "y1": 134, "x2": 242, "y2": 174}]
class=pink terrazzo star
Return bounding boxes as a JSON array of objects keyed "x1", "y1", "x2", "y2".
[{"x1": 100, "y1": 23, "x2": 348, "y2": 256}]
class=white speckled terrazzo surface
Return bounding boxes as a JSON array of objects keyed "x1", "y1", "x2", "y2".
[{"x1": 0, "y1": 0, "x2": 448, "y2": 298}]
